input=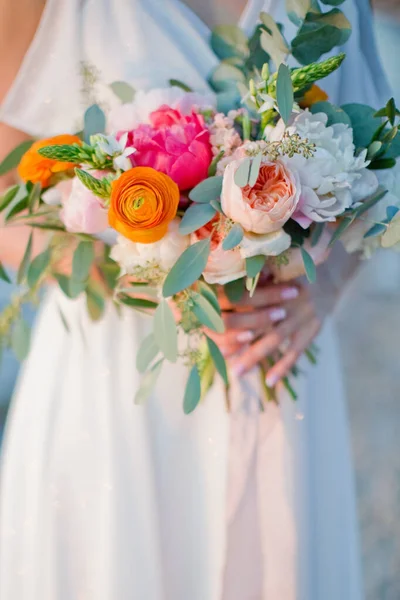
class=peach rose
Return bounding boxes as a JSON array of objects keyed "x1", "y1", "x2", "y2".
[
  {"x1": 108, "y1": 166, "x2": 179, "y2": 244},
  {"x1": 221, "y1": 158, "x2": 301, "y2": 234},
  {"x1": 193, "y1": 216, "x2": 246, "y2": 285},
  {"x1": 18, "y1": 134, "x2": 81, "y2": 188}
]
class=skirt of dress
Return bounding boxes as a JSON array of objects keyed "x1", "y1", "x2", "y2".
[{"x1": 0, "y1": 288, "x2": 363, "y2": 600}]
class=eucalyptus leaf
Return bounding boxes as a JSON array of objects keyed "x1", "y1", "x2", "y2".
[
  {"x1": 119, "y1": 295, "x2": 158, "y2": 310},
  {"x1": 85, "y1": 286, "x2": 106, "y2": 321},
  {"x1": 163, "y1": 238, "x2": 211, "y2": 297},
  {"x1": 27, "y1": 247, "x2": 51, "y2": 288},
  {"x1": 363, "y1": 223, "x2": 387, "y2": 239},
  {"x1": 179, "y1": 203, "x2": 217, "y2": 235},
  {"x1": 301, "y1": 247, "x2": 317, "y2": 283},
  {"x1": 320, "y1": 0, "x2": 345, "y2": 4},
  {"x1": 310, "y1": 222, "x2": 325, "y2": 247},
  {"x1": 210, "y1": 199, "x2": 223, "y2": 213},
  {"x1": 197, "y1": 281, "x2": 221, "y2": 314},
  {"x1": 224, "y1": 278, "x2": 245, "y2": 303},
  {"x1": 285, "y1": 0, "x2": 310, "y2": 20},
  {"x1": 222, "y1": 223, "x2": 244, "y2": 250},
  {"x1": 292, "y1": 9, "x2": 351, "y2": 64},
  {"x1": 215, "y1": 89, "x2": 241, "y2": 113},
  {"x1": 183, "y1": 365, "x2": 201, "y2": 414},
  {"x1": 109, "y1": 81, "x2": 135, "y2": 103},
  {"x1": 341, "y1": 103, "x2": 380, "y2": 149},
  {"x1": 310, "y1": 101, "x2": 351, "y2": 126},
  {"x1": 136, "y1": 333, "x2": 160, "y2": 373},
  {"x1": 28, "y1": 182, "x2": 42, "y2": 214},
  {"x1": 5, "y1": 197, "x2": 28, "y2": 222},
  {"x1": 189, "y1": 176, "x2": 223, "y2": 203},
  {"x1": 209, "y1": 62, "x2": 246, "y2": 92},
  {"x1": 206, "y1": 335, "x2": 228, "y2": 386},
  {"x1": 276, "y1": 63, "x2": 294, "y2": 125},
  {"x1": 11, "y1": 318, "x2": 31, "y2": 361},
  {"x1": 0, "y1": 262, "x2": 11, "y2": 283},
  {"x1": 72, "y1": 241, "x2": 95, "y2": 283},
  {"x1": 386, "y1": 206, "x2": 400, "y2": 221},
  {"x1": 17, "y1": 232, "x2": 33, "y2": 284},
  {"x1": 259, "y1": 12, "x2": 289, "y2": 67},
  {"x1": 0, "y1": 140, "x2": 34, "y2": 176},
  {"x1": 246, "y1": 255, "x2": 266, "y2": 278},
  {"x1": 153, "y1": 300, "x2": 178, "y2": 362},
  {"x1": 248, "y1": 153, "x2": 262, "y2": 187},
  {"x1": 84, "y1": 104, "x2": 106, "y2": 143},
  {"x1": 211, "y1": 24, "x2": 249, "y2": 60},
  {"x1": 192, "y1": 292, "x2": 225, "y2": 334},
  {"x1": 168, "y1": 79, "x2": 193, "y2": 92},
  {"x1": 328, "y1": 216, "x2": 354, "y2": 247},
  {"x1": 0, "y1": 185, "x2": 19, "y2": 213},
  {"x1": 134, "y1": 360, "x2": 163, "y2": 405},
  {"x1": 234, "y1": 157, "x2": 251, "y2": 187}
]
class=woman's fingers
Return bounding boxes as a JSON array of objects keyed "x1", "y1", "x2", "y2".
[
  {"x1": 265, "y1": 318, "x2": 321, "y2": 387},
  {"x1": 222, "y1": 305, "x2": 287, "y2": 331},
  {"x1": 230, "y1": 299, "x2": 314, "y2": 376},
  {"x1": 218, "y1": 283, "x2": 300, "y2": 311}
]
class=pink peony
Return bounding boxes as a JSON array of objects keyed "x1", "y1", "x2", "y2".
[
  {"x1": 59, "y1": 175, "x2": 108, "y2": 234},
  {"x1": 122, "y1": 107, "x2": 213, "y2": 191}
]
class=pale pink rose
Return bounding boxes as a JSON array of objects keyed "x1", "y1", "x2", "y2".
[
  {"x1": 270, "y1": 228, "x2": 331, "y2": 282},
  {"x1": 192, "y1": 216, "x2": 246, "y2": 285},
  {"x1": 122, "y1": 107, "x2": 213, "y2": 191},
  {"x1": 221, "y1": 158, "x2": 301, "y2": 234},
  {"x1": 60, "y1": 175, "x2": 108, "y2": 234}
]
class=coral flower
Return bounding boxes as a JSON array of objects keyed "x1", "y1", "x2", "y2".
[
  {"x1": 18, "y1": 134, "x2": 81, "y2": 188},
  {"x1": 108, "y1": 166, "x2": 180, "y2": 243}
]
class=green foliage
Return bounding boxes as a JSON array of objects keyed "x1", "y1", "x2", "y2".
[
  {"x1": 85, "y1": 284, "x2": 106, "y2": 321},
  {"x1": 341, "y1": 103, "x2": 380, "y2": 148},
  {"x1": 269, "y1": 54, "x2": 345, "y2": 96},
  {"x1": 0, "y1": 140, "x2": 34, "y2": 176},
  {"x1": 0, "y1": 262, "x2": 11, "y2": 284},
  {"x1": 75, "y1": 168, "x2": 111, "y2": 200},
  {"x1": 72, "y1": 241, "x2": 95, "y2": 284},
  {"x1": 247, "y1": 24, "x2": 271, "y2": 71},
  {"x1": 118, "y1": 296, "x2": 158, "y2": 310},
  {"x1": 276, "y1": 64, "x2": 294, "y2": 124},
  {"x1": 310, "y1": 223, "x2": 325, "y2": 247},
  {"x1": 83, "y1": 104, "x2": 106, "y2": 143},
  {"x1": 183, "y1": 365, "x2": 201, "y2": 414},
  {"x1": 191, "y1": 292, "x2": 225, "y2": 334},
  {"x1": 17, "y1": 232, "x2": 33, "y2": 284},
  {"x1": 168, "y1": 79, "x2": 193, "y2": 92},
  {"x1": 300, "y1": 247, "x2": 317, "y2": 282},
  {"x1": 259, "y1": 12, "x2": 289, "y2": 68},
  {"x1": 27, "y1": 247, "x2": 51, "y2": 288},
  {"x1": 109, "y1": 81, "x2": 135, "y2": 103},
  {"x1": 28, "y1": 182, "x2": 42, "y2": 214},
  {"x1": 189, "y1": 176, "x2": 223, "y2": 203},
  {"x1": 224, "y1": 278, "x2": 245, "y2": 303},
  {"x1": 222, "y1": 223, "x2": 244, "y2": 250},
  {"x1": 197, "y1": 281, "x2": 221, "y2": 314},
  {"x1": 234, "y1": 157, "x2": 251, "y2": 188},
  {"x1": 179, "y1": 203, "x2": 217, "y2": 235},
  {"x1": 310, "y1": 101, "x2": 351, "y2": 126},
  {"x1": 0, "y1": 185, "x2": 20, "y2": 213},
  {"x1": 11, "y1": 317, "x2": 31, "y2": 361},
  {"x1": 291, "y1": 9, "x2": 351, "y2": 65},
  {"x1": 38, "y1": 144, "x2": 83, "y2": 163},
  {"x1": 211, "y1": 25, "x2": 249, "y2": 61},
  {"x1": 136, "y1": 333, "x2": 160, "y2": 373},
  {"x1": 206, "y1": 336, "x2": 228, "y2": 386},
  {"x1": 209, "y1": 62, "x2": 246, "y2": 92},
  {"x1": 245, "y1": 255, "x2": 266, "y2": 278},
  {"x1": 134, "y1": 360, "x2": 163, "y2": 405},
  {"x1": 153, "y1": 300, "x2": 178, "y2": 362},
  {"x1": 162, "y1": 238, "x2": 211, "y2": 297}
]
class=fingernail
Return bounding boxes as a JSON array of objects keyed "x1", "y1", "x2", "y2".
[
  {"x1": 236, "y1": 330, "x2": 255, "y2": 343},
  {"x1": 265, "y1": 372, "x2": 279, "y2": 387},
  {"x1": 281, "y1": 287, "x2": 299, "y2": 300},
  {"x1": 270, "y1": 308, "x2": 286, "y2": 322},
  {"x1": 232, "y1": 363, "x2": 245, "y2": 377}
]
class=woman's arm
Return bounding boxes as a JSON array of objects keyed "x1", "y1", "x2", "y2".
[{"x1": 0, "y1": 0, "x2": 47, "y2": 266}]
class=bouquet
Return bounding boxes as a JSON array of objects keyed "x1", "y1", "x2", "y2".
[{"x1": 1, "y1": 6, "x2": 399, "y2": 412}]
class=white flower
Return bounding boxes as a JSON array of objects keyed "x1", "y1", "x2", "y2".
[
  {"x1": 94, "y1": 133, "x2": 136, "y2": 171},
  {"x1": 110, "y1": 218, "x2": 190, "y2": 274},
  {"x1": 268, "y1": 111, "x2": 379, "y2": 227},
  {"x1": 107, "y1": 88, "x2": 215, "y2": 131},
  {"x1": 239, "y1": 229, "x2": 291, "y2": 259}
]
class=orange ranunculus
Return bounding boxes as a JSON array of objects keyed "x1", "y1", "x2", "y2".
[
  {"x1": 18, "y1": 134, "x2": 81, "y2": 188},
  {"x1": 299, "y1": 85, "x2": 328, "y2": 109},
  {"x1": 108, "y1": 166, "x2": 180, "y2": 244}
]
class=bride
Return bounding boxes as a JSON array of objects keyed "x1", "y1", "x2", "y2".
[{"x1": 0, "y1": 0, "x2": 390, "y2": 598}]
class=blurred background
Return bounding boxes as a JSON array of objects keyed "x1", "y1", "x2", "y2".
[{"x1": 0, "y1": 2, "x2": 399, "y2": 598}]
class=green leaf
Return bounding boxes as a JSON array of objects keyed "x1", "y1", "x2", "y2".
[
  {"x1": 367, "y1": 141, "x2": 383, "y2": 160},
  {"x1": 109, "y1": 81, "x2": 135, "y2": 103},
  {"x1": 206, "y1": 335, "x2": 228, "y2": 386},
  {"x1": 211, "y1": 24, "x2": 249, "y2": 61},
  {"x1": 328, "y1": 216, "x2": 354, "y2": 247},
  {"x1": 168, "y1": 79, "x2": 193, "y2": 92},
  {"x1": 222, "y1": 223, "x2": 244, "y2": 250},
  {"x1": 224, "y1": 278, "x2": 245, "y2": 303},
  {"x1": 369, "y1": 157, "x2": 397, "y2": 170},
  {"x1": 183, "y1": 365, "x2": 201, "y2": 414},
  {"x1": 234, "y1": 157, "x2": 251, "y2": 187},
  {"x1": 17, "y1": 232, "x2": 33, "y2": 284},
  {"x1": 276, "y1": 63, "x2": 294, "y2": 125},
  {"x1": 153, "y1": 300, "x2": 178, "y2": 362},
  {"x1": 179, "y1": 203, "x2": 217, "y2": 235},
  {"x1": 301, "y1": 247, "x2": 317, "y2": 283},
  {"x1": 310, "y1": 101, "x2": 351, "y2": 126},
  {"x1": 28, "y1": 182, "x2": 42, "y2": 214},
  {"x1": 247, "y1": 24, "x2": 271, "y2": 70},
  {"x1": 208, "y1": 151, "x2": 224, "y2": 177},
  {"x1": 119, "y1": 295, "x2": 158, "y2": 310},
  {"x1": 248, "y1": 153, "x2": 262, "y2": 187},
  {"x1": 382, "y1": 213, "x2": 400, "y2": 248},
  {"x1": 75, "y1": 168, "x2": 110, "y2": 200},
  {"x1": 197, "y1": 281, "x2": 221, "y2": 314},
  {"x1": 0, "y1": 140, "x2": 34, "y2": 176},
  {"x1": 291, "y1": 9, "x2": 352, "y2": 65},
  {"x1": 320, "y1": 0, "x2": 345, "y2": 4},
  {"x1": 215, "y1": 90, "x2": 241, "y2": 113},
  {"x1": 189, "y1": 176, "x2": 223, "y2": 203},
  {"x1": 0, "y1": 185, "x2": 20, "y2": 213},
  {"x1": 11, "y1": 318, "x2": 31, "y2": 361},
  {"x1": 341, "y1": 103, "x2": 380, "y2": 149},
  {"x1": 210, "y1": 199, "x2": 223, "y2": 213},
  {"x1": 246, "y1": 255, "x2": 266, "y2": 278},
  {"x1": 387, "y1": 206, "x2": 399, "y2": 221},
  {"x1": 259, "y1": 12, "x2": 290, "y2": 67},
  {"x1": 0, "y1": 262, "x2": 11, "y2": 283},
  {"x1": 38, "y1": 144, "x2": 83, "y2": 163},
  {"x1": 285, "y1": 0, "x2": 310, "y2": 20},
  {"x1": 5, "y1": 197, "x2": 28, "y2": 222},
  {"x1": 354, "y1": 187, "x2": 387, "y2": 218},
  {"x1": 163, "y1": 238, "x2": 211, "y2": 297},
  {"x1": 208, "y1": 62, "x2": 246, "y2": 93},
  {"x1": 98, "y1": 261, "x2": 120, "y2": 289},
  {"x1": 72, "y1": 241, "x2": 95, "y2": 283},
  {"x1": 54, "y1": 273, "x2": 73, "y2": 297},
  {"x1": 134, "y1": 360, "x2": 163, "y2": 405},
  {"x1": 310, "y1": 222, "x2": 325, "y2": 247},
  {"x1": 191, "y1": 292, "x2": 225, "y2": 334},
  {"x1": 84, "y1": 104, "x2": 106, "y2": 143},
  {"x1": 85, "y1": 285, "x2": 106, "y2": 321},
  {"x1": 364, "y1": 223, "x2": 387, "y2": 239},
  {"x1": 136, "y1": 333, "x2": 160, "y2": 373},
  {"x1": 27, "y1": 247, "x2": 51, "y2": 288}
]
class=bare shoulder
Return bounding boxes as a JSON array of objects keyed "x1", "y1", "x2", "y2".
[{"x1": 0, "y1": 0, "x2": 46, "y2": 103}]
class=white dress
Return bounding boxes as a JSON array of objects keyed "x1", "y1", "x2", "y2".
[{"x1": 0, "y1": 1, "x2": 390, "y2": 599}]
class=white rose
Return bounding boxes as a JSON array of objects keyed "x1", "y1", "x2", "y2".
[
  {"x1": 110, "y1": 218, "x2": 189, "y2": 274},
  {"x1": 239, "y1": 229, "x2": 291, "y2": 259}
]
